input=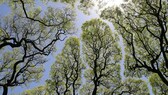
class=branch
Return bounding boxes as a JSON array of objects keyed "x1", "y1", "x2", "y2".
[{"x1": 19, "y1": 0, "x2": 70, "y2": 27}]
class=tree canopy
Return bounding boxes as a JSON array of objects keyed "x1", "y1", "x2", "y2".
[
  {"x1": 101, "y1": 0, "x2": 168, "y2": 87},
  {"x1": 0, "y1": 0, "x2": 75, "y2": 95},
  {"x1": 22, "y1": 18, "x2": 149, "y2": 95},
  {"x1": 81, "y1": 19, "x2": 122, "y2": 95},
  {"x1": 0, "y1": 0, "x2": 168, "y2": 95},
  {"x1": 46, "y1": 37, "x2": 84, "y2": 95}
]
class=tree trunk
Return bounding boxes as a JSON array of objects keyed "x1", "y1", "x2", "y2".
[
  {"x1": 72, "y1": 84, "x2": 75, "y2": 95},
  {"x1": 3, "y1": 85, "x2": 8, "y2": 95},
  {"x1": 92, "y1": 84, "x2": 97, "y2": 95}
]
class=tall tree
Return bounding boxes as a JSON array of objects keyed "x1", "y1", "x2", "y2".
[
  {"x1": 46, "y1": 37, "x2": 83, "y2": 95},
  {"x1": 0, "y1": 0, "x2": 75, "y2": 95},
  {"x1": 101, "y1": 0, "x2": 168, "y2": 86},
  {"x1": 81, "y1": 19, "x2": 122, "y2": 95}
]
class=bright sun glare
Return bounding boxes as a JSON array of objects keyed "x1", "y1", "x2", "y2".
[
  {"x1": 92, "y1": 0, "x2": 130, "y2": 14},
  {"x1": 104, "y1": 0, "x2": 125, "y2": 7},
  {"x1": 111, "y1": 0, "x2": 125, "y2": 6},
  {"x1": 94, "y1": 0, "x2": 128, "y2": 11}
]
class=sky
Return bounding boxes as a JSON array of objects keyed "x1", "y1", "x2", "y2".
[{"x1": 0, "y1": 0, "x2": 154, "y2": 95}]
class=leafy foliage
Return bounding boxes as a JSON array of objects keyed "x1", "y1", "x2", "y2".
[
  {"x1": 81, "y1": 19, "x2": 122, "y2": 95},
  {"x1": 120, "y1": 78, "x2": 149, "y2": 95},
  {"x1": 0, "y1": 0, "x2": 75, "y2": 95},
  {"x1": 101, "y1": 0, "x2": 168, "y2": 86},
  {"x1": 149, "y1": 73, "x2": 168, "y2": 94},
  {"x1": 1, "y1": 0, "x2": 168, "y2": 94},
  {"x1": 46, "y1": 37, "x2": 84, "y2": 95},
  {"x1": 22, "y1": 85, "x2": 48, "y2": 95}
]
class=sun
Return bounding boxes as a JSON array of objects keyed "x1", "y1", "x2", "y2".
[
  {"x1": 94, "y1": 0, "x2": 129, "y2": 10},
  {"x1": 112, "y1": 0, "x2": 125, "y2": 6},
  {"x1": 104, "y1": 0, "x2": 125, "y2": 7},
  {"x1": 92, "y1": 0, "x2": 130, "y2": 13}
]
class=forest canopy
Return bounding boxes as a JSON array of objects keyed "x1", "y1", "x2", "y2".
[{"x1": 0, "y1": 0, "x2": 167, "y2": 95}]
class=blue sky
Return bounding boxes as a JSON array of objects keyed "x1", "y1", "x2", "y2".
[
  {"x1": 0, "y1": 2, "x2": 10, "y2": 17},
  {"x1": 0, "y1": 1, "x2": 154, "y2": 95}
]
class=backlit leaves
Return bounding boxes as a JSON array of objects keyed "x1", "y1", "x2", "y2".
[{"x1": 81, "y1": 19, "x2": 122, "y2": 94}]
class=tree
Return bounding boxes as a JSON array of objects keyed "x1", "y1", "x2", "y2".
[
  {"x1": 101, "y1": 0, "x2": 168, "y2": 86},
  {"x1": 80, "y1": 64, "x2": 122, "y2": 95},
  {"x1": 46, "y1": 37, "x2": 84, "y2": 95},
  {"x1": 0, "y1": 0, "x2": 75, "y2": 95},
  {"x1": 149, "y1": 73, "x2": 168, "y2": 94},
  {"x1": 81, "y1": 19, "x2": 122, "y2": 95}
]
